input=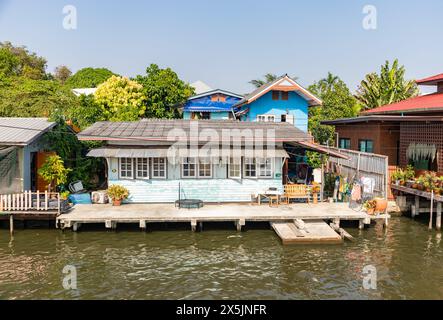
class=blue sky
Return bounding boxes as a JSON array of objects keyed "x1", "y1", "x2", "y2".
[{"x1": 0, "y1": 0, "x2": 442, "y2": 94}]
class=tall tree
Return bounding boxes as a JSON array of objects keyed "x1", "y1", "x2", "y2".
[
  {"x1": 65, "y1": 67, "x2": 117, "y2": 88},
  {"x1": 94, "y1": 75, "x2": 146, "y2": 121},
  {"x1": 249, "y1": 73, "x2": 298, "y2": 88},
  {"x1": 0, "y1": 41, "x2": 47, "y2": 79},
  {"x1": 356, "y1": 59, "x2": 419, "y2": 110},
  {"x1": 54, "y1": 65, "x2": 72, "y2": 84},
  {"x1": 308, "y1": 74, "x2": 361, "y2": 145},
  {"x1": 135, "y1": 64, "x2": 194, "y2": 119}
]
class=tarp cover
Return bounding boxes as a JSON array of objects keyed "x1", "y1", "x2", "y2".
[{"x1": 184, "y1": 95, "x2": 241, "y2": 112}]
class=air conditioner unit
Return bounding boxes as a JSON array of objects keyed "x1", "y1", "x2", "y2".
[{"x1": 91, "y1": 191, "x2": 109, "y2": 204}]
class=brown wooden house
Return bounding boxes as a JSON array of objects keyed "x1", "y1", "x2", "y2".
[{"x1": 322, "y1": 73, "x2": 443, "y2": 172}]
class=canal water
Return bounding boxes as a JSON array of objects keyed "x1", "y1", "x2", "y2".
[{"x1": 0, "y1": 217, "x2": 442, "y2": 300}]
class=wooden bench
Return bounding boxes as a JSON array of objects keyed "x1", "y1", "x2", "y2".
[{"x1": 281, "y1": 184, "x2": 310, "y2": 204}]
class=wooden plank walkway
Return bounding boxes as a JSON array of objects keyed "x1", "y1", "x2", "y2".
[
  {"x1": 56, "y1": 202, "x2": 390, "y2": 232},
  {"x1": 271, "y1": 220, "x2": 343, "y2": 245}
]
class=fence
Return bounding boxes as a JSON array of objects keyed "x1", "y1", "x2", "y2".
[
  {"x1": 327, "y1": 147, "x2": 389, "y2": 199},
  {"x1": 0, "y1": 191, "x2": 63, "y2": 214}
]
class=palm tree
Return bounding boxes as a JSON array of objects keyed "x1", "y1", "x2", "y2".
[
  {"x1": 318, "y1": 72, "x2": 339, "y2": 92},
  {"x1": 356, "y1": 59, "x2": 419, "y2": 110},
  {"x1": 249, "y1": 73, "x2": 298, "y2": 88}
]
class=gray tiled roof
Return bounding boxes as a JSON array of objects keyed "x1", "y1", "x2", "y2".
[
  {"x1": 0, "y1": 118, "x2": 56, "y2": 146},
  {"x1": 78, "y1": 119, "x2": 312, "y2": 143}
]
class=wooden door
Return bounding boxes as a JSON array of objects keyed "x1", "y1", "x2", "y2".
[{"x1": 36, "y1": 151, "x2": 56, "y2": 192}]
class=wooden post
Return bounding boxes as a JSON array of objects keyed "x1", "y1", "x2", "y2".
[
  {"x1": 333, "y1": 218, "x2": 340, "y2": 228},
  {"x1": 236, "y1": 219, "x2": 245, "y2": 232},
  {"x1": 429, "y1": 191, "x2": 434, "y2": 230},
  {"x1": 359, "y1": 219, "x2": 365, "y2": 230},
  {"x1": 73, "y1": 222, "x2": 81, "y2": 232},
  {"x1": 9, "y1": 214, "x2": 13, "y2": 235},
  {"x1": 139, "y1": 220, "x2": 147, "y2": 230},
  {"x1": 36, "y1": 191, "x2": 40, "y2": 211},
  {"x1": 105, "y1": 220, "x2": 113, "y2": 229},
  {"x1": 191, "y1": 220, "x2": 197, "y2": 232},
  {"x1": 57, "y1": 193, "x2": 61, "y2": 215},
  {"x1": 436, "y1": 202, "x2": 441, "y2": 231},
  {"x1": 44, "y1": 191, "x2": 48, "y2": 211}
]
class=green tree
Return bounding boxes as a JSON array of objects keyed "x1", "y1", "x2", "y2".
[
  {"x1": 94, "y1": 75, "x2": 146, "y2": 121},
  {"x1": 249, "y1": 73, "x2": 298, "y2": 88},
  {"x1": 54, "y1": 65, "x2": 72, "y2": 84},
  {"x1": 135, "y1": 64, "x2": 194, "y2": 118},
  {"x1": 356, "y1": 59, "x2": 419, "y2": 110},
  {"x1": 65, "y1": 94, "x2": 104, "y2": 130},
  {"x1": 65, "y1": 67, "x2": 117, "y2": 88},
  {"x1": 0, "y1": 76, "x2": 78, "y2": 117},
  {"x1": 0, "y1": 42, "x2": 47, "y2": 79},
  {"x1": 308, "y1": 74, "x2": 360, "y2": 145},
  {"x1": 38, "y1": 155, "x2": 72, "y2": 192}
]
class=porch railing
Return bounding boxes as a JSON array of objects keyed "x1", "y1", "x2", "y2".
[{"x1": 0, "y1": 191, "x2": 63, "y2": 214}]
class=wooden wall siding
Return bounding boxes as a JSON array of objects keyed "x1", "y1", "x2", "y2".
[
  {"x1": 400, "y1": 122, "x2": 443, "y2": 172},
  {"x1": 107, "y1": 157, "x2": 284, "y2": 203},
  {"x1": 109, "y1": 178, "x2": 283, "y2": 203},
  {"x1": 334, "y1": 123, "x2": 400, "y2": 166}
]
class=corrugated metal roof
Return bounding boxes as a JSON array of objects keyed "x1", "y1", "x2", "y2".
[
  {"x1": 416, "y1": 73, "x2": 443, "y2": 85},
  {"x1": 0, "y1": 118, "x2": 56, "y2": 146},
  {"x1": 78, "y1": 119, "x2": 312, "y2": 143}
]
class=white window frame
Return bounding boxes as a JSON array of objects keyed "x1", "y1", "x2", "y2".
[
  {"x1": 119, "y1": 158, "x2": 134, "y2": 179},
  {"x1": 243, "y1": 157, "x2": 257, "y2": 178},
  {"x1": 135, "y1": 158, "x2": 149, "y2": 179},
  {"x1": 181, "y1": 157, "x2": 197, "y2": 178},
  {"x1": 228, "y1": 158, "x2": 242, "y2": 179},
  {"x1": 152, "y1": 157, "x2": 167, "y2": 179},
  {"x1": 257, "y1": 158, "x2": 273, "y2": 178},
  {"x1": 198, "y1": 158, "x2": 212, "y2": 178},
  {"x1": 257, "y1": 114, "x2": 276, "y2": 122}
]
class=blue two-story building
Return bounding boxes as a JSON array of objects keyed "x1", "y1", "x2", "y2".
[{"x1": 234, "y1": 74, "x2": 321, "y2": 132}]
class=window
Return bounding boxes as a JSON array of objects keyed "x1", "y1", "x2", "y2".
[
  {"x1": 257, "y1": 115, "x2": 275, "y2": 122},
  {"x1": 228, "y1": 158, "x2": 241, "y2": 179},
  {"x1": 272, "y1": 91, "x2": 280, "y2": 100},
  {"x1": 281, "y1": 91, "x2": 289, "y2": 100},
  {"x1": 339, "y1": 138, "x2": 351, "y2": 150},
  {"x1": 281, "y1": 114, "x2": 294, "y2": 125},
  {"x1": 359, "y1": 140, "x2": 374, "y2": 153},
  {"x1": 258, "y1": 158, "x2": 273, "y2": 178},
  {"x1": 182, "y1": 157, "x2": 196, "y2": 178},
  {"x1": 119, "y1": 158, "x2": 133, "y2": 179},
  {"x1": 244, "y1": 158, "x2": 257, "y2": 178},
  {"x1": 152, "y1": 158, "x2": 166, "y2": 178},
  {"x1": 191, "y1": 112, "x2": 211, "y2": 120},
  {"x1": 198, "y1": 158, "x2": 212, "y2": 178},
  {"x1": 136, "y1": 158, "x2": 149, "y2": 179}
]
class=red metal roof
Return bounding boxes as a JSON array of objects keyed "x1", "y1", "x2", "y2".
[
  {"x1": 362, "y1": 93, "x2": 443, "y2": 115},
  {"x1": 416, "y1": 73, "x2": 443, "y2": 85}
]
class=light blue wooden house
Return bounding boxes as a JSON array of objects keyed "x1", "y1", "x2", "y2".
[
  {"x1": 183, "y1": 89, "x2": 244, "y2": 121},
  {"x1": 79, "y1": 119, "x2": 331, "y2": 203},
  {"x1": 234, "y1": 74, "x2": 322, "y2": 132}
]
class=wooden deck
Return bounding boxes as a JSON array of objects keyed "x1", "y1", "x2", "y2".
[
  {"x1": 56, "y1": 202, "x2": 390, "y2": 232},
  {"x1": 391, "y1": 184, "x2": 442, "y2": 230}
]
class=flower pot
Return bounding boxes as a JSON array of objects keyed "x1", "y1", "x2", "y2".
[
  {"x1": 367, "y1": 208, "x2": 375, "y2": 215},
  {"x1": 374, "y1": 198, "x2": 388, "y2": 214},
  {"x1": 112, "y1": 199, "x2": 122, "y2": 206},
  {"x1": 312, "y1": 193, "x2": 318, "y2": 204}
]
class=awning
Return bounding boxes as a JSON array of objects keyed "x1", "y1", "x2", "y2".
[
  {"x1": 87, "y1": 148, "x2": 171, "y2": 158},
  {"x1": 87, "y1": 147, "x2": 289, "y2": 159},
  {"x1": 288, "y1": 141, "x2": 350, "y2": 160}
]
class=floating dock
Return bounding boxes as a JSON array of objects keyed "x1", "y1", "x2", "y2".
[{"x1": 271, "y1": 220, "x2": 344, "y2": 244}]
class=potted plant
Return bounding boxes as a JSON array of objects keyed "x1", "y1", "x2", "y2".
[
  {"x1": 363, "y1": 199, "x2": 377, "y2": 215},
  {"x1": 391, "y1": 169, "x2": 405, "y2": 186},
  {"x1": 107, "y1": 185, "x2": 129, "y2": 206},
  {"x1": 374, "y1": 197, "x2": 388, "y2": 214},
  {"x1": 60, "y1": 191, "x2": 70, "y2": 200}
]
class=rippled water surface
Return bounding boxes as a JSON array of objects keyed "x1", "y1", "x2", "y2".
[{"x1": 0, "y1": 217, "x2": 442, "y2": 299}]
